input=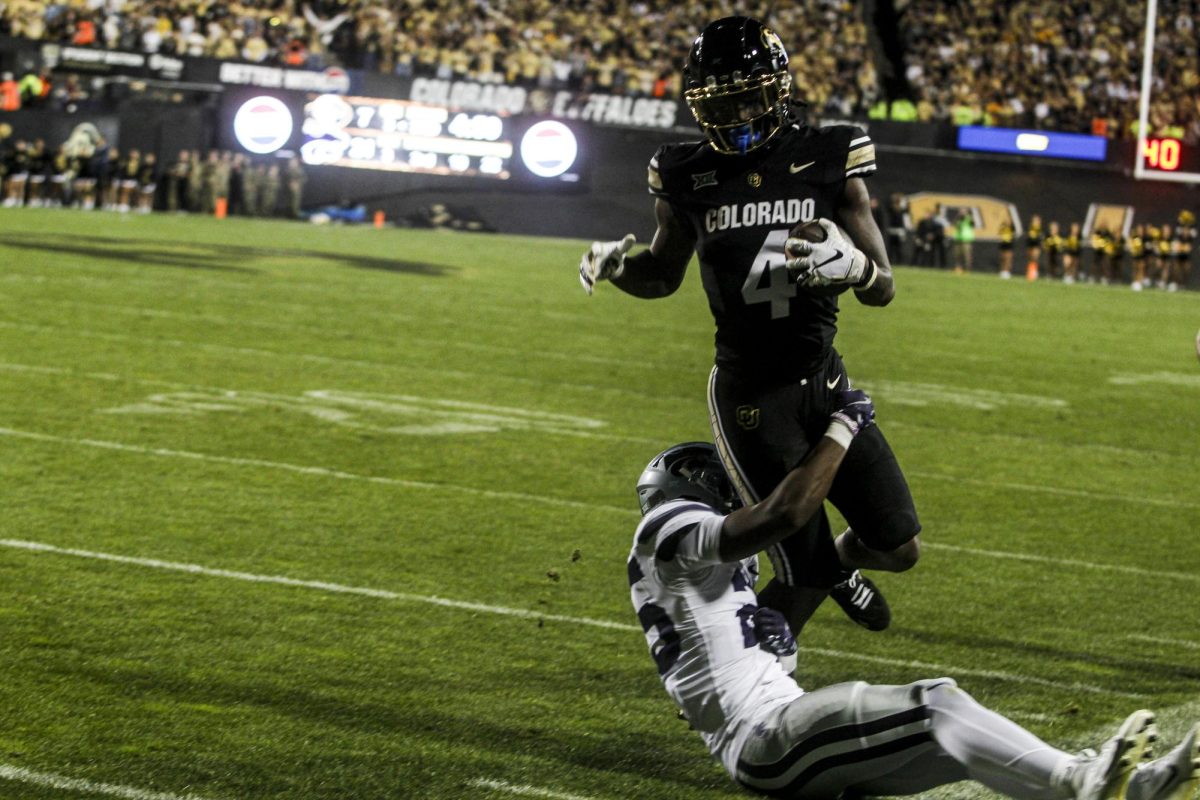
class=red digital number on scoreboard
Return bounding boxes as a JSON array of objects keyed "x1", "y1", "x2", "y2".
[{"x1": 1143, "y1": 138, "x2": 1182, "y2": 170}]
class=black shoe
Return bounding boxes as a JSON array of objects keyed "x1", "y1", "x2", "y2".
[{"x1": 830, "y1": 570, "x2": 891, "y2": 631}]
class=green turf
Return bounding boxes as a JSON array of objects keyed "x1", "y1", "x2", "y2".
[{"x1": 0, "y1": 208, "x2": 1197, "y2": 800}]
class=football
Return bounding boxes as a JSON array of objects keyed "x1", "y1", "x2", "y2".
[
  {"x1": 789, "y1": 219, "x2": 828, "y2": 244},
  {"x1": 788, "y1": 219, "x2": 850, "y2": 297}
]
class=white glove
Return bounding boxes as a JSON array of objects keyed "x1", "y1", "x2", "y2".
[
  {"x1": 785, "y1": 219, "x2": 874, "y2": 289},
  {"x1": 579, "y1": 234, "x2": 635, "y2": 295}
]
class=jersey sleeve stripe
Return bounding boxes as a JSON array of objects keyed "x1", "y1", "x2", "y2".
[
  {"x1": 848, "y1": 136, "x2": 873, "y2": 148},
  {"x1": 636, "y1": 502, "x2": 713, "y2": 544},
  {"x1": 654, "y1": 522, "x2": 700, "y2": 562},
  {"x1": 845, "y1": 144, "x2": 876, "y2": 171},
  {"x1": 627, "y1": 555, "x2": 645, "y2": 585},
  {"x1": 845, "y1": 164, "x2": 877, "y2": 178}
]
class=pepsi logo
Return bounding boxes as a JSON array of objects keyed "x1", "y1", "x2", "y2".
[
  {"x1": 519, "y1": 120, "x2": 578, "y2": 178},
  {"x1": 233, "y1": 95, "x2": 294, "y2": 154}
]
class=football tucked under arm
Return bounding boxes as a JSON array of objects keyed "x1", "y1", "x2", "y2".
[{"x1": 784, "y1": 219, "x2": 879, "y2": 292}]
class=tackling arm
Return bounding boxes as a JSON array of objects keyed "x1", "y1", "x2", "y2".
[
  {"x1": 716, "y1": 391, "x2": 875, "y2": 562},
  {"x1": 836, "y1": 177, "x2": 895, "y2": 306}
]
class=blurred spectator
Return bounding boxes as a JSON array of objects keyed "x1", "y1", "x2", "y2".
[
  {"x1": 1, "y1": 72, "x2": 20, "y2": 112},
  {"x1": 1128, "y1": 224, "x2": 1148, "y2": 290},
  {"x1": 1062, "y1": 222, "x2": 1082, "y2": 283},
  {"x1": 164, "y1": 149, "x2": 190, "y2": 213},
  {"x1": 137, "y1": 152, "x2": 158, "y2": 213},
  {"x1": 25, "y1": 137, "x2": 47, "y2": 206},
  {"x1": 261, "y1": 163, "x2": 281, "y2": 216},
  {"x1": 284, "y1": 155, "x2": 305, "y2": 218},
  {"x1": 997, "y1": 218, "x2": 1014, "y2": 278},
  {"x1": 1170, "y1": 209, "x2": 1195, "y2": 290},
  {"x1": 2, "y1": 137, "x2": 29, "y2": 205},
  {"x1": 1043, "y1": 221, "x2": 1062, "y2": 279},
  {"x1": 951, "y1": 211, "x2": 975, "y2": 273},
  {"x1": 1025, "y1": 214, "x2": 1044, "y2": 280},
  {"x1": 915, "y1": 211, "x2": 946, "y2": 267}
]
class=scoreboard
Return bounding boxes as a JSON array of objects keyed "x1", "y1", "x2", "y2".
[
  {"x1": 300, "y1": 94, "x2": 514, "y2": 178},
  {"x1": 1140, "y1": 137, "x2": 1200, "y2": 174}
]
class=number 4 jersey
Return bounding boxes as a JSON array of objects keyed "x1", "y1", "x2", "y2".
[
  {"x1": 629, "y1": 499, "x2": 803, "y2": 777},
  {"x1": 649, "y1": 122, "x2": 876, "y2": 380}
]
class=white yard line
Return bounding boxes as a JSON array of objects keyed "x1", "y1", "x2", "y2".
[
  {"x1": 802, "y1": 647, "x2": 1146, "y2": 700},
  {"x1": 924, "y1": 542, "x2": 1200, "y2": 584},
  {"x1": 1126, "y1": 634, "x2": 1200, "y2": 650},
  {"x1": 468, "y1": 778, "x2": 604, "y2": 800},
  {"x1": 0, "y1": 427, "x2": 637, "y2": 516},
  {"x1": 2, "y1": 418, "x2": 1192, "y2": 582},
  {"x1": 0, "y1": 539, "x2": 1147, "y2": 699},
  {"x1": 3, "y1": 355, "x2": 1194, "y2": 504},
  {"x1": 908, "y1": 470, "x2": 1198, "y2": 510},
  {"x1": 0, "y1": 764, "x2": 219, "y2": 800},
  {"x1": 0, "y1": 321, "x2": 686, "y2": 404},
  {"x1": 0, "y1": 538, "x2": 638, "y2": 632}
]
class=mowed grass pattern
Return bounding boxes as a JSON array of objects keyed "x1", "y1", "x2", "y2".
[{"x1": 0, "y1": 209, "x2": 1198, "y2": 800}]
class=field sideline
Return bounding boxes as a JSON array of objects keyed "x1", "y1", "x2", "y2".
[{"x1": 1, "y1": 208, "x2": 1198, "y2": 800}]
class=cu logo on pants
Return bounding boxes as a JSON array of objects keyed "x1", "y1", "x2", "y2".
[{"x1": 736, "y1": 405, "x2": 760, "y2": 430}]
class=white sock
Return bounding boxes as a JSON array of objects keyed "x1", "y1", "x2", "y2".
[{"x1": 927, "y1": 684, "x2": 1074, "y2": 799}]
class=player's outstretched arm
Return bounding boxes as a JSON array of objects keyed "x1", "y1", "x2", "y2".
[
  {"x1": 578, "y1": 199, "x2": 694, "y2": 298},
  {"x1": 717, "y1": 391, "x2": 876, "y2": 562},
  {"x1": 836, "y1": 178, "x2": 895, "y2": 306}
]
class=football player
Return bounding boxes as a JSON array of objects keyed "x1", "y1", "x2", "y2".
[
  {"x1": 629, "y1": 394, "x2": 1200, "y2": 800},
  {"x1": 581, "y1": 16, "x2": 916, "y2": 635}
]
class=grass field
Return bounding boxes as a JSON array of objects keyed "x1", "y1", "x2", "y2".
[{"x1": 1, "y1": 208, "x2": 1198, "y2": 800}]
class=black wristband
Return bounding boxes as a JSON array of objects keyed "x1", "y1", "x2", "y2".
[{"x1": 854, "y1": 258, "x2": 878, "y2": 290}]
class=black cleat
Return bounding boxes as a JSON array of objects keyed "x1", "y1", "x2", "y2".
[{"x1": 830, "y1": 570, "x2": 891, "y2": 631}]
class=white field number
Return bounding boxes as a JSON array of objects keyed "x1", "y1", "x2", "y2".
[{"x1": 102, "y1": 389, "x2": 608, "y2": 437}]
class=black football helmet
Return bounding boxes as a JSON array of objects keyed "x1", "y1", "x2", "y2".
[
  {"x1": 683, "y1": 16, "x2": 792, "y2": 155},
  {"x1": 636, "y1": 442, "x2": 740, "y2": 515}
]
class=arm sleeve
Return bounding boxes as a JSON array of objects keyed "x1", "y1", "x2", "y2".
[
  {"x1": 653, "y1": 512, "x2": 726, "y2": 569},
  {"x1": 647, "y1": 145, "x2": 670, "y2": 198},
  {"x1": 843, "y1": 126, "x2": 877, "y2": 179}
]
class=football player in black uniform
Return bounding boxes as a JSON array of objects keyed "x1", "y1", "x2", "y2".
[{"x1": 579, "y1": 16, "x2": 919, "y2": 636}]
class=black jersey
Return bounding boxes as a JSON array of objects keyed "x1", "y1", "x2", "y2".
[{"x1": 649, "y1": 122, "x2": 876, "y2": 381}]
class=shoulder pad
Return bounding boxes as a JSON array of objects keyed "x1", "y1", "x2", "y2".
[{"x1": 647, "y1": 141, "x2": 708, "y2": 198}]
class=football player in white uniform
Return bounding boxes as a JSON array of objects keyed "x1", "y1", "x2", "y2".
[{"x1": 630, "y1": 389, "x2": 1200, "y2": 800}]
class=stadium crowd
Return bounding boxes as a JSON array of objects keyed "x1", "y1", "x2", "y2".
[
  {"x1": 0, "y1": 1, "x2": 877, "y2": 115},
  {"x1": 893, "y1": 0, "x2": 1200, "y2": 139},
  {"x1": 4, "y1": 1, "x2": 1196, "y2": 137}
]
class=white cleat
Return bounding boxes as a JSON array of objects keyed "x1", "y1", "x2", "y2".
[
  {"x1": 1059, "y1": 710, "x2": 1158, "y2": 800},
  {"x1": 1127, "y1": 723, "x2": 1200, "y2": 800}
]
